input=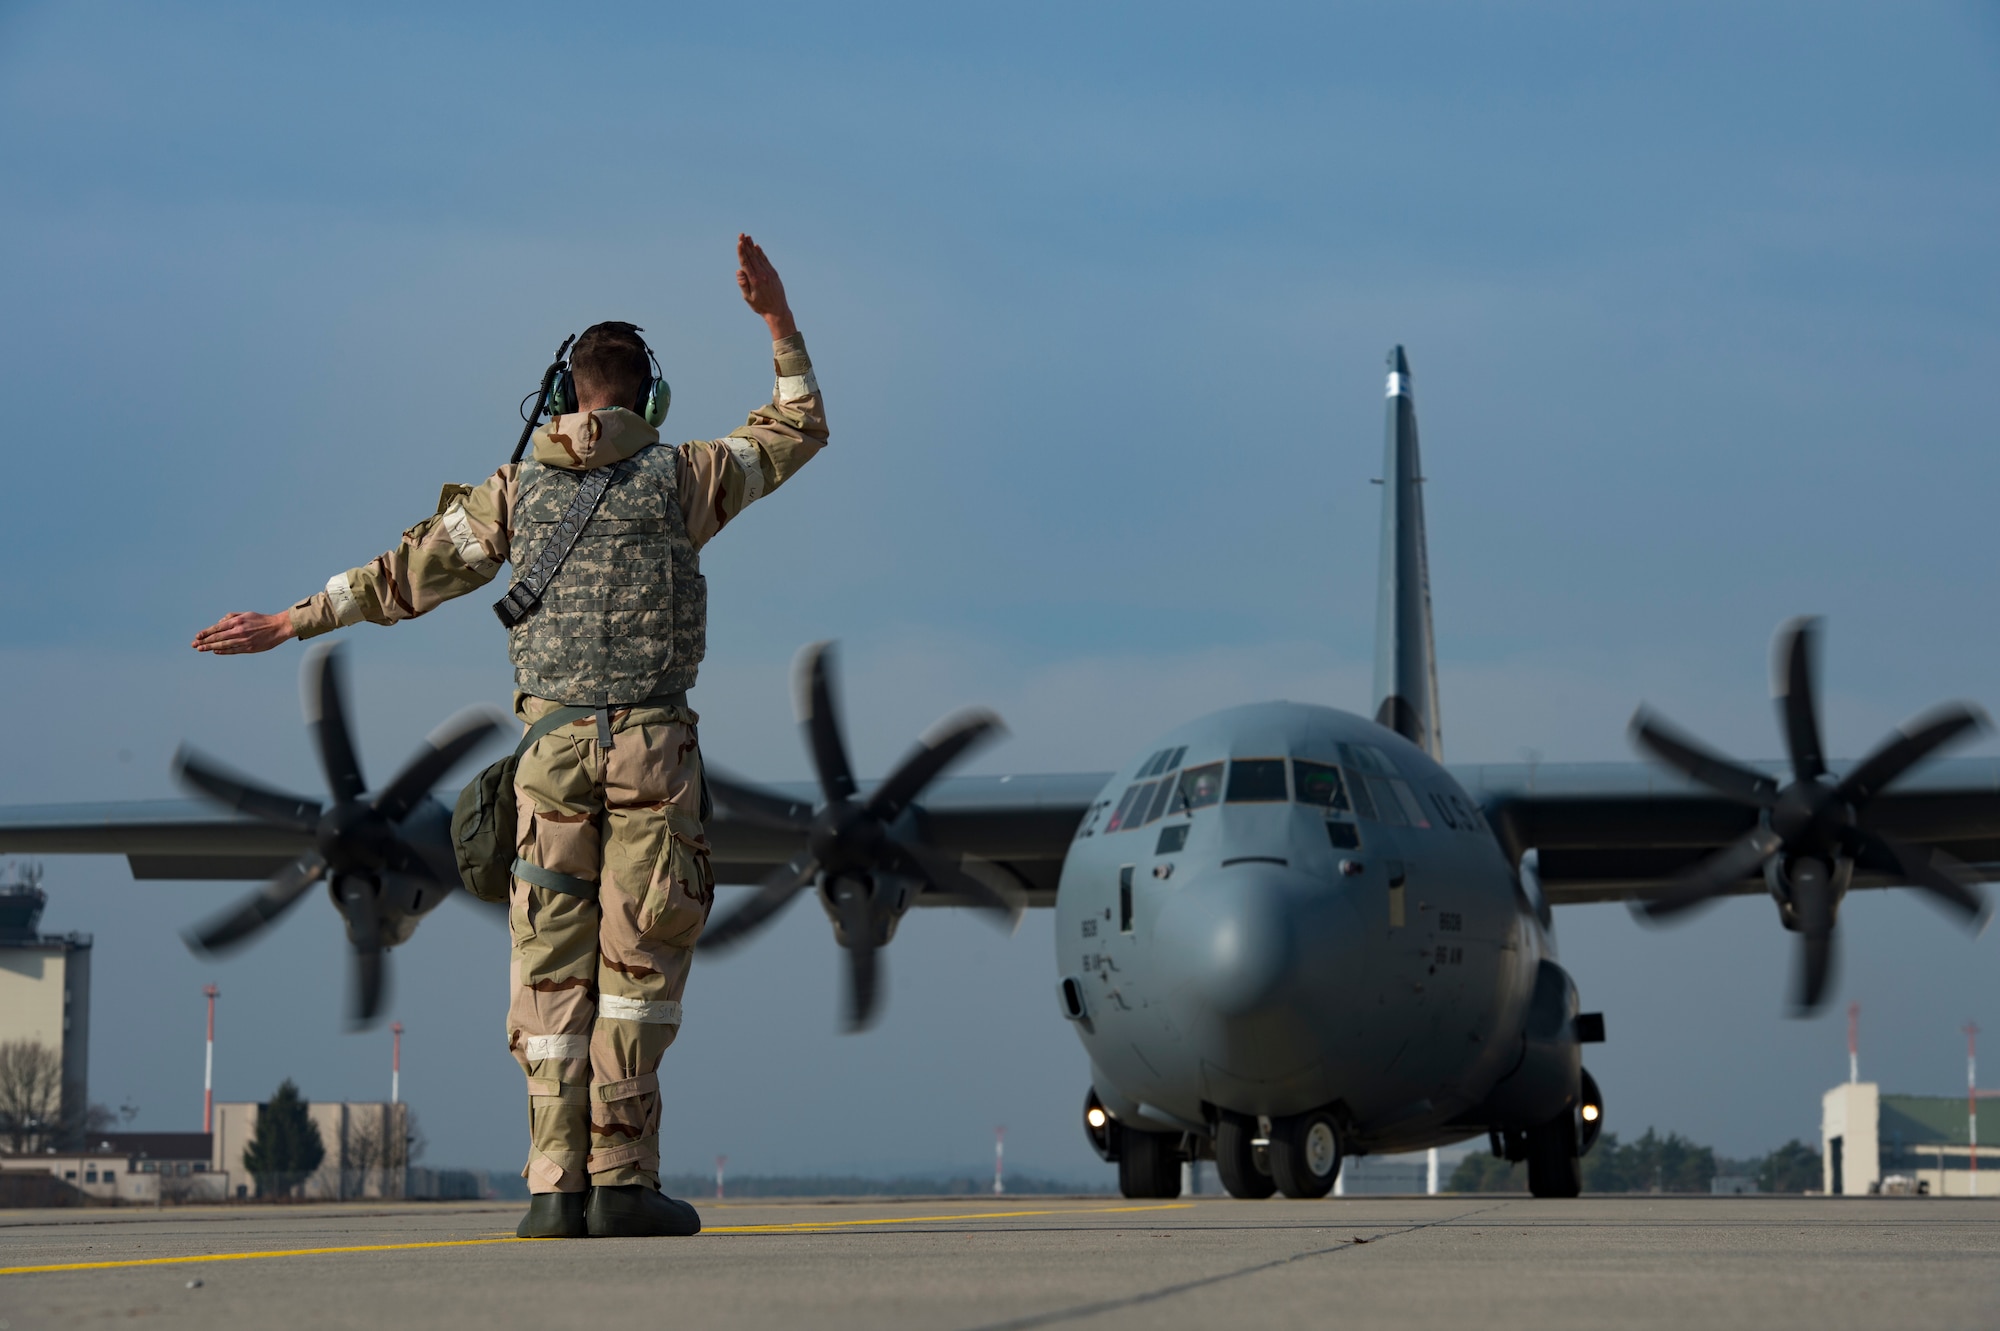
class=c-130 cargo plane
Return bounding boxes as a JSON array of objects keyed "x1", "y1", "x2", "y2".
[{"x1": 5, "y1": 347, "x2": 1996, "y2": 1199}]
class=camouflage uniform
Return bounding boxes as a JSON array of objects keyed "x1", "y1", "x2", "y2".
[{"x1": 288, "y1": 334, "x2": 826, "y2": 1194}]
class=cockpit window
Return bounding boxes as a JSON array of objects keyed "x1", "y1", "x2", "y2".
[
  {"x1": 1226, "y1": 759, "x2": 1288, "y2": 803},
  {"x1": 1105, "y1": 784, "x2": 1146, "y2": 833},
  {"x1": 1292, "y1": 760, "x2": 1350, "y2": 811},
  {"x1": 1178, "y1": 762, "x2": 1224, "y2": 810},
  {"x1": 1142, "y1": 774, "x2": 1179, "y2": 824}
]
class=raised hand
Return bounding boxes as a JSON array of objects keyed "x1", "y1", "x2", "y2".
[
  {"x1": 736, "y1": 233, "x2": 797, "y2": 340},
  {"x1": 193, "y1": 610, "x2": 296, "y2": 655}
]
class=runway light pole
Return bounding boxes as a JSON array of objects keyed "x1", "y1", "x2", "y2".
[
  {"x1": 715, "y1": 1155, "x2": 726, "y2": 1201},
  {"x1": 201, "y1": 984, "x2": 218, "y2": 1134},
  {"x1": 390, "y1": 1022, "x2": 402, "y2": 1105},
  {"x1": 994, "y1": 1127, "x2": 1005, "y2": 1195}
]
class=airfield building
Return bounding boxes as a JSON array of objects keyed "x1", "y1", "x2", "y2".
[
  {"x1": 0, "y1": 873, "x2": 92, "y2": 1145},
  {"x1": 1822, "y1": 1081, "x2": 2000, "y2": 1196}
]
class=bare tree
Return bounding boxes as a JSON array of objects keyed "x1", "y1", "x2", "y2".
[{"x1": 0, "y1": 1040, "x2": 63, "y2": 1155}]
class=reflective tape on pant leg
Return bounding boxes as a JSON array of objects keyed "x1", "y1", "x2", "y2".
[
  {"x1": 598, "y1": 995, "x2": 682, "y2": 1024},
  {"x1": 527, "y1": 1149, "x2": 587, "y2": 1193},
  {"x1": 587, "y1": 1135, "x2": 659, "y2": 1173},
  {"x1": 524, "y1": 1033, "x2": 590, "y2": 1060},
  {"x1": 592, "y1": 1072, "x2": 661, "y2": 1103}
]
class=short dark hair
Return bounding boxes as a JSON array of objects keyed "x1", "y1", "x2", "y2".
[{"x1": 571, "y1": 322, "x2": 652, "y2": 411}]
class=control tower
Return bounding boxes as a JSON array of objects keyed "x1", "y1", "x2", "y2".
[{"x1": 0, "y1": 865, "x2": 93, "y2": 1146}]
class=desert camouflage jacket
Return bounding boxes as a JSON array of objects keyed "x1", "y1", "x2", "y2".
[{"x1": 286, "y1": 333, "x2": 826, "y2": 696}]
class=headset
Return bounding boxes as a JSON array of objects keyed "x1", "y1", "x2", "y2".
[{"x1": 511, "y1": 325, "x2": 671, "y2": 463}]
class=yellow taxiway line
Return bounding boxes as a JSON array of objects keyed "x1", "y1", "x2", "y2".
[{"x1": 0, "y1": 1202, "x2": 1193, "y2": 1276}]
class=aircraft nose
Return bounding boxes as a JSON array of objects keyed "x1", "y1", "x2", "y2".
[{"x1": 1154, "y1": 866, "x2": 1304, "y2": 1016}]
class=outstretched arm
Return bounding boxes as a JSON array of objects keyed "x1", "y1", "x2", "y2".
[
  {"x1": 193, "y1": 468, "x2": 517, "y2": 655},
  {"x1": 679, "y1": 235, "x2": 828, "y2": 549}
]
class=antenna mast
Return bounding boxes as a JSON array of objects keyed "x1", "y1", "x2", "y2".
[
  {"x1": 201, "y1": 984, "x2": 219, "y2": 1134},
  {"x1": 1967, "y1": 1022, "x2": 1980, "y2": 1197},
  {"x1": 1848, "y1": 1002, "x2": 1860, "y2": 1084}
]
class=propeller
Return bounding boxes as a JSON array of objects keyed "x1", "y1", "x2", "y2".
[
  {"x1": 699, "y1": 641, "x2": 1020, "y2": 1030},
  {"x1": 1629, "y1": 617, "x2": 1990, "y2": 1012},
  {"x1": 177, "y1": 642, "x2": 502, "y2": 1027}
]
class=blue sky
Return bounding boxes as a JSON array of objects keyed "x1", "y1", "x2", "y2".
[{"x1": 2, "y1": 1, "x2": 1998, "y2": 1177}]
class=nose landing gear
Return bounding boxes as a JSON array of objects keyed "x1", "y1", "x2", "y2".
[{"x1": 1216, "y1": 1110, "x2": 1343, "y2": 1199}]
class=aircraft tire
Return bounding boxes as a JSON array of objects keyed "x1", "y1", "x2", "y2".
[
  {"x1": 1526, "y1": 1110, "x2": 1582, "y2": 1198},
  {"x1": 1214, "y1": 1113, "x2": 1276, "y2": 1200},
  {"x1": 1267, "y1": 1111, "x2": 1341, "y2": 1199},
  {"x1": 1118, "y1": 1127, "x2": 1184, "y2": 1199}
]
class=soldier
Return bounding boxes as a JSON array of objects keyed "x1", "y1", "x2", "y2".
[{"x1": 192, "y1": 235, "x2": 826, "y2": 1239}]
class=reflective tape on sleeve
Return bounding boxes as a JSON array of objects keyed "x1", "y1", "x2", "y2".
[
  {"x1": 722, "y1": 437, "x2": 766, "y2": 505},
  {"x1": 774, "y1": 369, "x2": 819, "y2": 402},
  {"x1": 522, "y1": 1033, "x2": 590, "y2": 1061},
  {"x1": 441, "y1": 502, "x2": 498, "y2": 574},
  {"x1": 325, "y1": 572, "x2": 363, "y2": 626},
  {"x1": 598, "y1": 995, "x2": 683, "y2": 1025}
]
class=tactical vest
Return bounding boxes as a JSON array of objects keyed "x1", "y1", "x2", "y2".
[{"x1": 506, "y1": 443, "x2": 706, "y2": 705}]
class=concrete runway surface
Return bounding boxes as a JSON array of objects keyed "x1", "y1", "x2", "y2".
[{"x1": 2, "y1": 1194, "x2": 1997, "y2": 1330}]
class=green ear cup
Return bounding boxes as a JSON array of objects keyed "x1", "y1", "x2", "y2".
[{"x1": 643, "y1": 376, "x2": 671, "y2": 427}]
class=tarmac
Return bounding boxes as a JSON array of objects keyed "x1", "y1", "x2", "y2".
[{"x1": 2, "y1": 1194, "x2": 1996, "y2": 1330}]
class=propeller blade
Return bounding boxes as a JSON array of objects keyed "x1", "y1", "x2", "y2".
[
  {"x1": 173, "y1": 745, "x2": 322, "y2": 831},
  {"x1": 830, "y1": 876, "x2": 880, "y2": 1031},
  {"x1": 303, "y1": 643, "x2": 367, "y2": 804},
  {"x1": 1850, "y1": 829, "x2": 1989, "y2": 926},
  {"x1": 885, "y1": 841, "x2": 1022, "y2": 928},
  {"x1": 1628, "y1": 709, "x2": 1778, "y2": 807},
  {"x1": 865, "y1": 708, "x2": 1007, "y2": 825},
  {"x1": 697, "y1": 851, "x2": 818, "y2": 953},
  {"x1": 1834, "y1": 703, "x2": 1992, "y2": 808},
  {"x1": 1639, "y1": 826, "x2": 1783, "y2": 920},
  {"x1": 793, "y1": 641, "x2": 857, "y2": 805},
  {"x1": 338, "y1": 876, "x2": 387, "y2": 1027},
  {"x1": 184, "y1": 853, "x2": 327, "y2": 954},
  {"x1": 372, "y1": 706, "x2": 506, "y2": 822},
  {"x1": 1789, "y1": 857, "x2": 1837, "y2": 1013},
  {"x1": 704, "y1": 766, "x2": 816, "y2": 831},
  {"x1": 1774, "y1": 617, "x2": 1827, "y2": 784}
]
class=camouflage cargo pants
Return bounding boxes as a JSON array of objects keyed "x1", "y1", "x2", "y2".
[{"x1": 508, "y1": 696, "x2": 714, "y2": 1193}]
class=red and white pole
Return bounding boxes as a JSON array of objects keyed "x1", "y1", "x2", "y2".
[
  {"x1": 391, "y1": 1022, "x2": 403, "y2": 1105},
  {"x1": 715, "y1": 1155, "x2": 726, "y2": 1200},
  {"x1": 201, "y1": 984, "x2": 218, "y2": 1133},
  {"x1": 994, "y1": 1126, "x2": 1006, "y2": 1196},
  {"x1": 1966, "y1": 1022, "x2": 1980, "y2": 1197}
]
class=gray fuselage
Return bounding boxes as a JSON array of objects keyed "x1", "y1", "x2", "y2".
[{"x1": 1056, "y1": 700, "x2": 1565, "y2": 1156}]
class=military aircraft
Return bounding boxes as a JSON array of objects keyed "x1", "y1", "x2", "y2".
[{"x1": 5, "y1": 346, "x2": 1997, "y2": 1200}]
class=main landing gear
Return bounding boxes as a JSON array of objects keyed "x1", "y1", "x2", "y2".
[{"x1": 1215, "y1": 1111, "x2": 1342, "y2": 1199}]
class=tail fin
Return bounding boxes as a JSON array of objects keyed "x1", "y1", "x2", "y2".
[{"x1": 1372, "y1": 346, "x2": 1443, "y2": 759}]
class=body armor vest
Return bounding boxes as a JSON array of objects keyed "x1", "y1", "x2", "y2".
[{"x1": 507, "y1": 444, "x2": 706, "y2": 705}]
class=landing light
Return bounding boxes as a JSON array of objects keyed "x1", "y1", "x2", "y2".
[
  {"x1": 1581, "y1": 1104, "x2": 1600, "y2": 1123},
  {"x1": 1087, "y1": 1107, "x2": 1108, "y2": 1129}
]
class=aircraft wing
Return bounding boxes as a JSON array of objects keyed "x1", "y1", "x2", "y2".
[
  {"x1": 1457, "y1": 757, "x2": 2000, "y2": 906},
  {"x1": 0, "y1": 799, "x2": 309, "y2": 881},
  {"x1": 0, "y1": 771, "x2": 1106, "y2": 905}
]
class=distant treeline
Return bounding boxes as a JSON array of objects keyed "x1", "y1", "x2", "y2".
[
  {"x1": 659, "y1": 1173, "x2": 1114, "y2": 1199},
  {"x1": 1449, "y1": 1130, "x2": 1823, "y2": 1194}
]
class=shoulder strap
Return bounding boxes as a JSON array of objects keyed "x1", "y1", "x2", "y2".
[{"x1": 492, "y1": 462, "x2": 626, "y2": 628}]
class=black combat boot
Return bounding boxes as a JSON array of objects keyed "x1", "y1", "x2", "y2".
[
  {"x1": 585, "y1": 1185, "x2": 702, "y2": 1237},
  {"x1": 516, "y1": 1190, "x2": 588, "y2": 1238}
]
